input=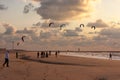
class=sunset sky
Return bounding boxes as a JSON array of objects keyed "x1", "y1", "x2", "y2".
[{"x1": 0, "y1": 0, "x2": 120, "y2": 51}]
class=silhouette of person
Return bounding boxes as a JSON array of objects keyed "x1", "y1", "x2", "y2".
[
  {"x1": 109, "y1": 53, "x2": 112, "y2": 59},
  {"x1": 16, "y1": 52, "x2": 18, "y2": 58},
  {"x1": 55, "y1": 51, "x2": 58, "y2": 57},
  {"x1": 3, "y1": 50, "x2": 9, "y2": 67},
  {"x1": 46, "y1": 51, "x2": 48, "y2": 58},
  {"x1": 37, "y1": 51, "x2": 39, "y2": 58},
  {"x1": 49, "y1": 51, "x2": 51, "y2": 56},
  {"x1": 41, "y1": 51, "x2": 44, "y2": 58},
  {"x1": 58, "y1": 50, "x2": 60, "y2": 54},
  {"x1": 43, "y1": 51, "x2": 45, "y2": 58}
]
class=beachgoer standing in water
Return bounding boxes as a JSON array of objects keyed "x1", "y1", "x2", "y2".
[
  {"x1": 16, "y1": 52, "x2": 18, "y2": 58},
  {"x1": 3, "y1": 50, "x2": 9, "y2": 67},
  {"x1": 37, "y1": 51, "x2": 39, "y2": 58},
  {"x1": 55, "y1": 51, "x2": 58, "y2": 58}
]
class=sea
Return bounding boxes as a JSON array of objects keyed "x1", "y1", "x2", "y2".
[{"x1": 60, "y1": 52, "x2": 120, "y2": 60}]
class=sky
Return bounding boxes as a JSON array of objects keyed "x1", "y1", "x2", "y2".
[{"x1": 0, "y1": 0, "x2": 120, "y2": 51}]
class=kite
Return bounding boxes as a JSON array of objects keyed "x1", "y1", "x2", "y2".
[
  {"x1": 80, "y1": 24, "x2": 85, "y2": 28},
  {"x1": 49, "y1": 22, "x2": 54, "y2": 27},
  {"x1": 17, "y1": 42, "x2": 20, "y2": 46},
  {"x1": 91, "y1": 26, "x2": 96, "y2": 30},
  {"x1": 21, "y1": 36, "x2": 26, "y2": 42}
]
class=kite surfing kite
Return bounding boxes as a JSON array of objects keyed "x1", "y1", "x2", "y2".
[
  {"x1": 80, "y1": 24, "x2": 85, "y2": 28},
  {"x1": 49, "y1": 22, "x2": 54, "y2": 27},
  {"x1": 15, "y1": 36, "x2": 26, "y2": 46},
  {"x1": 21, "y1": 36, "x2": 26, "y2": 42},
  {"x1": 17, "y1": 42, "x2": 20, "y2": 46},
  {"x1": 91, "y1": 26, "x2": 96, "y2": 30}
]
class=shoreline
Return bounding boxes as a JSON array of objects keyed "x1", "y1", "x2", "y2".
[{"x1": 60, "y1": 52, "x2": 120, "y2": 61}]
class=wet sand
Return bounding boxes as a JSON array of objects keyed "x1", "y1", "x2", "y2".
[{"x1": 0, "y1": 51, "x2": 120, "y2": 80}]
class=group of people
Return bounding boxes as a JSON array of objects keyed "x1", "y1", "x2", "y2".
[
  {"x1": 37, "y1": 51, "x2": 60, "y2": 58},
  {"x1": 37, "y1": 51, "x2": 49, "y2": 58},
  {"x1": 2, "y1": 49, "x2": 113, "y2": 68},
  {"x1": 2, "y1": 50, "x2": 60, "y2": 68},
  {"x1": 2, "y1": 50, "x2": 54, "y2": 67}
]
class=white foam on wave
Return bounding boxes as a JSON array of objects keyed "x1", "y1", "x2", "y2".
[{"x1": 60, "y1": 52, "x2": 120, "y2": 60}]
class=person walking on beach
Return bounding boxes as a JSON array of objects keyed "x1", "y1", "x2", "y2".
[
  {"x1": 46, "y1": 51, "x2": 48, "y2": 58},
  {"x1": 16, "y1": 52, "x2": 18, "y2": 59},
  {"x1": 109, "y1": 52, "x2": 112, "y2": 60},
  {"x1": 41, "y1": 51, "x2": 44, "y2": 58},
  {"x1": 49, "y1": 51, "x2": 51, "y2": 56},
  {"x1": 3, "y1": 50, "x2": 9, "y2": 67},
  {"x1": 55, "y1": 51, "x2": 58, "y2": 58},
  {"x1": 37, "y1": 51, "x2": 39, "y2": 58}
]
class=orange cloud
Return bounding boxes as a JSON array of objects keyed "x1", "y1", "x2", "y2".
[{"x1": 33, "y1": 0, "x2": 100, "y2": 21}]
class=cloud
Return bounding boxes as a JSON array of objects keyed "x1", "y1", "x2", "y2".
[
  {"x1": 33, "y1": 20, "x2": 51, "y2": 28},
  {"x1": 33, "y1": 20, "x2": 69, "y2": 29},
  {"x1": 110, "y1": 21, "x2": 120, "y2": 27},
  {"x1": 33, "y1": 22, "x2": 41, "y2": 27},
  {"x1": 75, "y1": 27, "x2": 82, "y2": 32},
  {"x1": 89, "y1": 27, "x2": 120, "y2": 50},
  {"x1": 32, "y1": 0, "x2": 41, "y2": 2},
  {"x1": 40, "y1": 31, "x2": 52, "y2": 39},
  {"x1": 14, "y1": 27, "x2": 40, "y2": 42},
  {"x1": 23, "y1": 3, "x2": 34, "y2": 13},
  {"x1": 73, "y1": 39, "x2": 93, "y2": 47},
  {"x1": 99, "y1": 28, "x2": 120, "y2": 39},
  {"x1": 93, "y1": 35, "x2": 107, "y2": 41},
  {"x1": 63, "y1": 29, "x2": 79, "y2": 37},
  {"x1": 87, "y1": 19, "x2": 109, "y2": 28},
  {"x1": 0, "y1": 4, "x2": 8, "y2": 10},
  {"x1": 2, "y1": 23, "x2": 16, "y2": 35},
  {"x1": 2, "y1": 22, "x2": 120, "y2": 50},
  {"x1": 16, "y1": 27, "x2": 35, "y2": 34},
  {"x1": 34, "y1": 0, "x2": 99, "y2": 21},
  {"x1": 16, "y1": 27, "x2": 39, "y2": 41}
]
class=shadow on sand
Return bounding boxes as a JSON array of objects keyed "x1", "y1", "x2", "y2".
[{"x1": 20, "y1": 56, "x2": 98, "y2": 67}]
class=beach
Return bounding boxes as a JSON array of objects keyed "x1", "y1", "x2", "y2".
[{"x1": 1, "y1": 51, "x2": 120, "y2": 80}]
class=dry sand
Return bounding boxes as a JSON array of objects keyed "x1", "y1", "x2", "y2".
[{"x1": 0, "y1": 51, "x2": 120, "y2": 80}]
